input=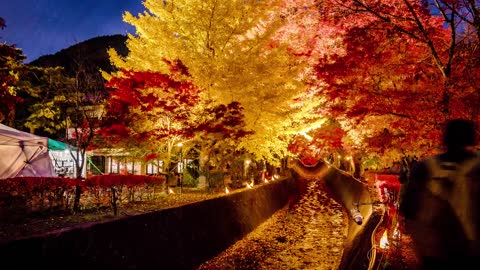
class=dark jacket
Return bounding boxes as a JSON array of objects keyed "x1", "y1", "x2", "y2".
[{"x1": 399, "y1": 151, "x2": 480, "y2": 258}]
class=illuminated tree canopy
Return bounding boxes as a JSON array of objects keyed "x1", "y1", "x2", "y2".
[
  {"x1": 299, "y1": 0, "x2": 480, "y2": 166},
  {"x1": 99, "y1": 59, "x2": 252, "y2": 171},
  {"x1": 105, "y1": 0, "x2": 327, "y2": 164},
  {"x1": 99, "y1": 0, "x2": 480, "y2": 169}
]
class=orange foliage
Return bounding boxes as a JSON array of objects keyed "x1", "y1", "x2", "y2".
[{"x1": 306, "y1": 0, "x2": 480, "y2": 163}]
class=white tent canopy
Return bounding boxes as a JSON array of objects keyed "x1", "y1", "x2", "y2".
[{"x1": 0, "y1": 123, "x2": 56, "y2": 179}]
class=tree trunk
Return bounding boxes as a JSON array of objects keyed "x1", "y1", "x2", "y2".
[
  {"x1": 73, "y1": 184, "x2": 82, "y2": 212},
  {"x1": 111, "y1": 187, "x2": 118, "y2": 216}
]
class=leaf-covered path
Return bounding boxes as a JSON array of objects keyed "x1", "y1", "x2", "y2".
[{"x1": 197, "y1": 178, "x2": 347, "y2": 270}]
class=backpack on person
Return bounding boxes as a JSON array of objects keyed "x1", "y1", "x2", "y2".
[{"x1": 424, "y1": 154, "x2": 480, "y2": 243}]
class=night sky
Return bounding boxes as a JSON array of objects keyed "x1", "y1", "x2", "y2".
[{"x1": 0, "y1": 0, "x2": 145, "y2": 63}]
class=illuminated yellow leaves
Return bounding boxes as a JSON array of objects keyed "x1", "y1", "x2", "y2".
[{"x1": 107, "y1": 0, "x2": 325, "y2": 163}]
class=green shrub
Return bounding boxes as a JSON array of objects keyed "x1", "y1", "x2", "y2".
[{"x1": 183, "y1": 170, "x2": 198, "y2": 187}]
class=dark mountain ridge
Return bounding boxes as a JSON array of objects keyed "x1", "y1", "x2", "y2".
[
  {"x1": 18, "y1": 35, "x2": 129, "y2": 138},
  {"x1": 29, "y1": 34, "x2": 128, "y2": 75}
]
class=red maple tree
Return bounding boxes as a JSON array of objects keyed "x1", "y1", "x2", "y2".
[
  {"x1": 300, "y1": 0, "x2": 480, "y2": 166},
  {"x1": 97, "y1": 59, "x2": 251, "y2": 173}
]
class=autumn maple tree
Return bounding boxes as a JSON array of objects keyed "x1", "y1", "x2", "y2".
[
  {"x1": 99, "y1": 58, "x2": 251, "y2": 177},
  {"x1": 298, "y1": 0, "x2": 480, "y2": 168},
  {"x1": 288, "y1": 117, "x2": 346, "y2": 164},
  {"x1": 106, "y1": 0, "x2": 327, "y2": 165},
  {"x1": 101, "y1": 0, "x2": 480, "y2": 173}
]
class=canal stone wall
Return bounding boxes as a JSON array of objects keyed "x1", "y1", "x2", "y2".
[
  {"x1": 0, "y1": 177, "x2": 298, "y2": 270},
  {"x1": 290, "y1": 160, "x2": 380, "y2": 270}
]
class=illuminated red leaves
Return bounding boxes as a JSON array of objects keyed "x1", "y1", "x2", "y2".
[
  {"x1": 288, "y1": 121, "x2": 346, "y2": 160},
  {"x1": 97, "y1": 123, "x2": 130, "y2": 137},
  {"x1": 100, "y1": 58, "x2": 251, "y2": 151},
  {"x1": 100, "y1": 66, "x2": 201, "y2": 144},
  {"x1": 192, "y1": 101, "x2": 252, "y2": 140},
  {"x1": 307, "y1": 0, "x2": 480, "y2": 160},
  {"x1": 106, "y1": 69, "x2": 200, "y2": 113},
  {"x1": 84, "y1": 174, "x2": 165, "y2": 189}
]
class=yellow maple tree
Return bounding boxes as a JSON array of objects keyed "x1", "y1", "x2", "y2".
[{"x1": 107, "y1": 0, "x2": 325, "y2": 164}]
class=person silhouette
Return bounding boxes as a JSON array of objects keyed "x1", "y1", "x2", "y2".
[{"x1": 399, "y1": 118, "x2": 480, "y2": 270}]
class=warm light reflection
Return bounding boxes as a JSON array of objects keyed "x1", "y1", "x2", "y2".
[
  {"x1": 225, "y1": 187, "x2": 230, "y2": 194},
  {"x1": 299, "y1": 131, "x2": 313, "y2": 141},
  {"x1": 264, "y1": 178, "x2": 269, "y2": 183},
  {"x1": 246, "y1": 181, "x2": 254, "y2": 188},
  {"x1": 273, "y1": 174, "x2": 280, "y2": 180},
  {"x1": 168, "y1": 188, "x2": 175, "y2": 194},
  {"x1": 392, "y1": 223, "x2": 401, "y2": 242},
  {"x1": 380, "y1": 230, "x2": 389, "y2": 249}
]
